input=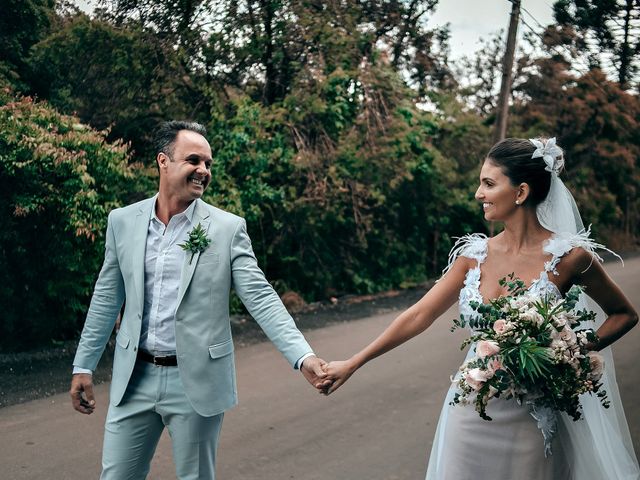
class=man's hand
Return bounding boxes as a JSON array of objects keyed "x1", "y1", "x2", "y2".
[
  {"x1": 300, "y1": 356, "x2": 333, "y2": 393},
  {"x1": 70, "y1": 373, "x2": 96, "y2": 414}
]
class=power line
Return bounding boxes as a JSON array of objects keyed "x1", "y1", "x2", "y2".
[
  {"x1": 519, "y1": 5, "x2": 621, "y2": 79},
  {"x1": 519, "y1": 16, "x2": 596, "y2": 76},
  {"x1": 520, "y1": 7, "x2": 596, "y2": 72},
  {"x1": 517, "y1": 15, "x2": 615, "y2": 97},
  {"x1": 519, "y1": 19, "x2": 586, "y2": 75},
  {"x1": 523, "y1": 1, "x2": 639, "y2": 80},
  {"x1": 520, "y1": 5, "x2": 546, "y2": 30}
]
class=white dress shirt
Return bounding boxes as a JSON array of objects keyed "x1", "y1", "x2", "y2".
[{"x1": 139, "y1": 197, "x2": 195, "y2": 355}]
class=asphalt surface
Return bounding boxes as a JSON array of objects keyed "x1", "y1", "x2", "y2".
[
  {"x1": 0, "y1": 286, "x2": 430, "y2": 409},
  {"x1": 1, "y1": 258, "x2": 638, "y2": 479}
]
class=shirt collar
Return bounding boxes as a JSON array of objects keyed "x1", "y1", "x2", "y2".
[{"x1": 150, "y1": 195, "x2": 198, "y2": 226}]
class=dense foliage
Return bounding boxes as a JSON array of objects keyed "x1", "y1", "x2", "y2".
[
  {"x1": 0, "y1": 87, "x2": 154, "y2": 350},
  {"x1": 553, "y1": 0, "x2": 640, "y2": 89},
  {"x1": 512, "y1": 29, "x2": 640, "y2": 246},
  {"x1": 0, "y1": 0, "x2": 638, "y2": 351}
]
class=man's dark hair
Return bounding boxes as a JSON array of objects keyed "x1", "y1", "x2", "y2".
[{"x1": 153, "y1": 121, "x2": 207, "y2": 159}]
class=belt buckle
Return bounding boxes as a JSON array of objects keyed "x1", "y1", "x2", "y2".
[{"x1": 153, "y1": 355, "x2": 161, "y2": 366}]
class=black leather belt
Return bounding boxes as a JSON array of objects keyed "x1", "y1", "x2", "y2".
[{"x1": 137, "y1": 350, "x2": 178, "y2": 366}]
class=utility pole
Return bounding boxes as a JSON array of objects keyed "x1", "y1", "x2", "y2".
[{"x1": 493, "y1": 0, "x2": 521, "y2": 144}]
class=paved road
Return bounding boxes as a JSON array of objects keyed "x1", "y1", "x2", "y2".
[{"x1": 1, "y1": 258, "x2": 638, "y2": 479}]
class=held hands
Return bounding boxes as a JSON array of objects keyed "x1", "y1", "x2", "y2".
[
  {"x1": 301, "y1": 356, "x2": 359, "y2": 395},
  {"x1": 321, "y1": 359, "x2": 358, "y2": 395},
  {"x1": 70, "y1": 373, "x2": 96, "y2": 414},
  {"x1": 300, "y1": 356, "x2": 334, "y2": 393}
]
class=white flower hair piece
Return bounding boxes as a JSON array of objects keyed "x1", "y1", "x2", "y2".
[{"x1": 530, "y1": 137, "x2": 564, "y2": 174}]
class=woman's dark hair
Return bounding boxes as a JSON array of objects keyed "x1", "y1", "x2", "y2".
[
  {"x1": 153, "y1": 120, "x2": 207, "y2": 159},
  {"x1": 487, "y1": 137, "x2": 556, "y2": 206}
]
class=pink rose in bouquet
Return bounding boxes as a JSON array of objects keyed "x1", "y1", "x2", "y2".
[
  {"x1": 476, "y1": 340, "x2": 500, "y2": 358},
  {"x1": 493, "y1": 319, "x2": 508, "y2": 334}
]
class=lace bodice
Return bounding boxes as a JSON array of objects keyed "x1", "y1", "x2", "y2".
[{"x1": 442, "y1": 230, "x2": 613, "y2": 323}]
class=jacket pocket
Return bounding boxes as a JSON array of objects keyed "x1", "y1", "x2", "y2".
[
  {"x1": 208, "y1": 339, "x2": 234, "y2": 359},
  {"x1": 199, "y1": 252, "x2": 220, "y2": 266},
  {"x1": 115, "y1": 331, "x2": 130, "y2": 349}
]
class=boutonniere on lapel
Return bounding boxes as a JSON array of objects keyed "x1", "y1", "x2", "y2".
[{"x1": 179, "y1": 223, "x2": 211, "y2": 265}]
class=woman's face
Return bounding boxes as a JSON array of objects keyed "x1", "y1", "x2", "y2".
[{"x1": 475, "y1": 159, "x2": 520, "y2": 222}]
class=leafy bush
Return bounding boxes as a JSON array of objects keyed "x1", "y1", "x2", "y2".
[{"x1": 0, "y1": 88, "x2": 154, "y2": 351}]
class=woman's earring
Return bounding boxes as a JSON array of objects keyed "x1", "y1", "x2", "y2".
[{"x1": 515, "y1": 200, "x2": 521, "y2": 205}]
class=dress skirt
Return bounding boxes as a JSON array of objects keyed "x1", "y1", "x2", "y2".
[{"x1": 425, "y1": 344, "x2": 640, "y2": 480}]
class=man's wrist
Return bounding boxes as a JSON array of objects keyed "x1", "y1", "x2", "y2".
[
  {"x1": 297, "y1": 352, "x2": 316, "y2": 370},
  {"x1": 73, "y1": 366, "x2": 93, "y2": 375}
]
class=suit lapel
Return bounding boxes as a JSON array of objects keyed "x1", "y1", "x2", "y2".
[
  {"x1": 131, "y1": 198, "x2": 154, "y2": 313},
  {"x1": 176, "y1": 199, "x2": 212, "y2": 307}
]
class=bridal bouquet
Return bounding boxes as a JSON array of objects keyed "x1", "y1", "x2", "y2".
[{"x1": 450, "y1": 275, "x2": 609, "y2": 422}]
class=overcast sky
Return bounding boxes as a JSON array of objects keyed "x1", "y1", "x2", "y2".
[
  {"x1": 75, "y1": 0, "x2": 556, "y2": 60},
  {"x1": 428, "y1": 0, "x2": 554, "y2": 59}
]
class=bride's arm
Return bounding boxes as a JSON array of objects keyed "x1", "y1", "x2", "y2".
[
  {"x1": 567, "y1": 248, "x2": 638, "y2": 351},
  {"x1": 323, "y1": 256, "x2": 471, "y2": 394}
]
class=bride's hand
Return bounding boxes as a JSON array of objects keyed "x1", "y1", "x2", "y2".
[{"x1": 323, "y1": 359, "x2": 358, "y2": 394}]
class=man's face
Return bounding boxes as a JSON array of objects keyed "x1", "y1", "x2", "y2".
[{"x1": 159, "y1": 130, "x2": 213, "y2": 203}]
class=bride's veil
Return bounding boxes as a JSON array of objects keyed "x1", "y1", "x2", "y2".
[
  {"x1": 536, "y1": 173, "x2": 584, "y2": 235},
  {"x1": 536, "y1": 142, "x2": 639, "y2": 478}
]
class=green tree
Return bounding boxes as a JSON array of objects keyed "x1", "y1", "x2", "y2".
[
  {"x1": 513, "y1": 45, "x2": 640, "y2": 246},
  {"x1": 0, "y1": 0, "x2": 55, "y2": 89},
  {"x1": 202, "y1": 56, "x2": 482, "y2": 298},
  {"x1": 0, "y1": 88, "x2": 154, "y2": 351},
  {"x1": 27, "y1": 14, "x2": 199, "y2": 160},
  {"x1": 553, "y1": 0, "x2": 640, "y2": 90},
  {"x1": 2, "y1": 0, "x2": 491, "y2": 338},
  {"x1": 98, "y1": 0, "x2": 453, "y2": 105}
]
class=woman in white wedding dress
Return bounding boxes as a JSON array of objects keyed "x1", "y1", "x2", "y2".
[{"x1": 323, "y1": 137, "x2": 639, "y2": 480}]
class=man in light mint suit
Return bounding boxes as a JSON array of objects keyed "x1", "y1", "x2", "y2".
[{"x1": 69, "y1": 121, "x2": 331, "y2": 479}]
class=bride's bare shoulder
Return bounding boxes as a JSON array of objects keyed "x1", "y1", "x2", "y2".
[{"x1": 558, "y1": 245, "x2": 598, "y2": 274}]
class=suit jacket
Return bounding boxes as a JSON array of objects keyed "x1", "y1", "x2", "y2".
[{"x1": 73, "y1": 197, "x2": 312, "y2": 416}]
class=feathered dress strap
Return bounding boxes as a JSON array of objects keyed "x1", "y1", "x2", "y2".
[
  {"x1": 441, "y1": 233, "x2": 488, "y2": 278},
  {"x1": 543, "y1": 225, "x2": 623, "y2": 275}
]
